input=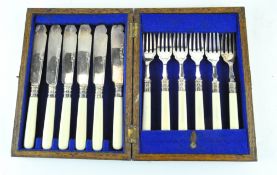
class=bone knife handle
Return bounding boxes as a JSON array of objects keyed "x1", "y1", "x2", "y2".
[
  {"x1": 42, "y1": 96, "x2": 56, "y2": 149},
  {"x1": 195, "y1": 80, "x2": 205, "y2": 130},
  {"x1": 142, "y1": 79, "x2": 151, "y2": 130},
  {"x1": 178, "y1": 79, "x2": 187, "y2": 130},
  {"x1": 76, "y1": 97, "x2": 87, "y2": 150},
  {"x1": 58, "y1": 97, "x2": 71, "y2": 150},
  {"x1": 113, "y1": 96, "x2": 123, "y2": 150},
  {"x1": 92, "y1": 94, "x2": 103, "y2": 151},
  {"x1": 229, "y1": 82, "x2": 239, "y2": 129},
  {"x1": 161, "y1": 79, "x2": 170, "y2": 130},
  {"x1": 212, "y1": 81, "x2": 222, "y2": 129},
  {"x1": 24, "y1": 96, "x2": 38, "y2": 149}
]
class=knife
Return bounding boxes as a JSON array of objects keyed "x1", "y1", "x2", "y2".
[
  {"x1": 75, "y1": 24, "x2": 92, "y2": 150},
  {"x1": 58, "y1": 25, "x2": 77, "y2": 150},
  {"x1": 92, "y1": 25, "x2": 108, "y2": 151},
  {"x1": 111, "y1": 25, "x2": 124, "y2": 150},
  {"x1": 24, "y1": 25, "x2": 47, "y2": 149},
  {"x1": 42, "y1": 25, "x2": 62, "y2": 149}
]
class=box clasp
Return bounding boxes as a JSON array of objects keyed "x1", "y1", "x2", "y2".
[
  {"x1": 127, "y1": 125, "x2": 137, "y2": 144},
  {"x1": 129, "y1": 22, "x2": 138, "y2": 38}
]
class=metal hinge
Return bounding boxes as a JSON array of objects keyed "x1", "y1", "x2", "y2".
[
  {"x1": 127, "y1": 125, "x2": 137, "y2": 144},
  {"x1": 129, "y1": 22, "x2": 138, "y2": 38}
]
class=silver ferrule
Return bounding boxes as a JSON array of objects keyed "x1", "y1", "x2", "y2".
[
  {"x1": 95, "y1": 85, "x2": 103, "y2": 98},
  {"x1": 178, "y1": 78, "x2": 186, "y2": 91},
  {"x1": 229, "y1": 64, "x2": 235, "y2": 82},
  {"x1": 115, "y1": 84, "x2": 123, "y2": 97},
  {"x1": 229, "y1": 81, "x2": 237, "y2": 93},
  {"x1": 179, "y1": 63, "x2": 184, "y2": 78},
  {"x1": 161, "y1": 78, "x2": 169, "y2": 91},
  {"x1": 64, "y1": 85, "x2": 72, "y2": 98},
  {"x1": 162, "y1": 64, "x2": 168, "y2": 78},
  {"x1": 30, "y1": 85, "x2": 39, "y2": 97},
  {"x1": 79, "y1": 85, "x2": 87, "y2": 98},
  {"x1": 144, "y1": 78, "x2": 151, "y2": 92},
  {"x1": 48, "y1": 85, "x2": 56, "y2": 98},
  {"x1": 212, "y1": 80, "x2": 220, "y2": 92},
  {"x1": 195, "y1": 78, "x2": 202, "y2": 91}
]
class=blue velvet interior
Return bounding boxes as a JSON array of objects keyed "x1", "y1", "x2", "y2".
[
  {"x1": 139, "y1": 14, "x2": 250, "y2": 154},
  {"x1": 18, "y1": 14, "x2": 129, "y2": 152}
]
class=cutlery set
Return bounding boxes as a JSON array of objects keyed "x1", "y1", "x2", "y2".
[
  {"x1": 24, "y1": 24, "x2": 125, "y2": 151},
  {"x1": 142, "y1": 32, "x2": 239, "y2": 131}
]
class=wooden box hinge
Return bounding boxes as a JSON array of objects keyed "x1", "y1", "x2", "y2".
[
  {"x1": 127, "y1": 125, "x2": 137, "y2": 144},
  {"x1": 129, "y1": 22, "x2": 138, "y2": 38}
]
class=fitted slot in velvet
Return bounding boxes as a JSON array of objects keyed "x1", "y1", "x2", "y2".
[
  {"x1": 139, "y1": 13, "x2": 249, "y2": 154},
  {"x1": 18, "y1": 14, "x2": 128, "y2": 152}
]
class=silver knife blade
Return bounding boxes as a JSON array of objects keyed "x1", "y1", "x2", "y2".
[
  {"x1": 77, "y1": 25, "x2": 92, "y2": 86},
  {"x1": 61, "y1": 25, "x2": 77, "y2": 85},
  {"x1": 111, "y1": 25, "x2": 124, "y2": 85},
  {"x1": 93, "y1": 25, "x2": 108, "y2": 85},
  {"x1": 30, "y1": 25, "x2": 47, "y2": 86},
  {"x1": 46, "y1": 25, "x2": 62, "y2": 86}
]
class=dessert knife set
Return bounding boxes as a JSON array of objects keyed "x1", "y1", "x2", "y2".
[
  {"x1": 24, "y1": 24, "x2": 125, "y2": 151},
  {"x1": 142, "y1": 32, "x2": 239, "y2": 131}
]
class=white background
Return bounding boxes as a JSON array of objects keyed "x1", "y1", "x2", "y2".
[{"x1": 0, "y1": 0, "x2": 277, "y2": 175}]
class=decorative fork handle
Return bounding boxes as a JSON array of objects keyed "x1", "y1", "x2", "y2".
[
  {"x1": 229, "y1": 81, "x2": 239, "y2": 129},
  {"x1": 161, "y1": 78, "x2": 170, "y2": 130},
  {"x1": 76, "y1": 86, "x2": 87, "y2": 150},
  {"x1": 92, "y1": 85, "x2": 103, "y2": 151},
  {"x1": 58, "y1": 86, "x2": 72, "y2": 150},
  {"x1": 113, "y1": 85, "x2": 123, "y2": 150},
  {"x1": 178, "y1": 78, "x2": 187, "y2": 130},
  {"x1": 212, "y1": 81, "x2": 222, "y2": 129},
  {"x1": 24, "y1": 85, "x2": 39, "y2": 149},
  {"x1": 42, "y1": 85, "x2": 56, "y2": 149},
  {"x1": 142, "y1": 78, "x2": 151, "y2": 130},
  {"x1": 195, "y1": 79, "x2": 205, "y2": 130}
]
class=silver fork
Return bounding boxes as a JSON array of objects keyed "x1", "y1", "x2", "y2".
[
  {"x1": 189, "y1": 33, "x2": 205, "y2": 130},
  {"x1": 221, "y1": 33, "x2": 239, "y2": 129},
  {"x1": 157, "y1": 33, "x2": 172, "y2": 130},
  {"x1": 142, "y1": 33, "x2": 156, "y2": 130},
  {"x1": 205, "y1": 33, "x2": 222, "y2": 130},
  {"x1": 173, "y1": 33, "x2": 188, "y2": 130}
]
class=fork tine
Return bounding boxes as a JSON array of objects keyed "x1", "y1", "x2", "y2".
[
  {"x1": 193, "y1": 33, "x2": 196, "y2": 50},
  {"x1": 200, "y1": 33, "x2": 204, "y2": 51},
  {"x1": 189, "y1": 33, "x2": 192, "y2": 50},
  {"x1": 146, "y1": 33, "x2": 149, "y2": 52},
  {"x1": 168, "y1": 33, "x2": 172, "y2": 52},
  {"x1": 143, "y1": 33, "x2": 145, "y2": 51},
  {"x1": 209, "y1": 33, "x2": 212, "y2": 52},
  {"x1": 153, "y1": 33, "x2": 156, "y2": 53},
  {"x1": 216, "y1": 33, "x2": 220, "y2": 52},
  {"x1": 212, "y1": 33, "x2": 216, "y2": 52},
  {"x1": 165, "y1": 33, "x2": 168, "y2": 51},
  {"x1": 172, "y1": 33, "x2": 176, "y2": 50},
  {"x1": 224, "y1": 33, "x2": 228, "y2": 53},
  {"x1": 149, "y1": 33, "x2": 153, "y2": 51},
  {"x1": 232, "y1": 33, "x2": 236, "y2": 53},
  {"x1": 196, "y1": 33, "x2": 200, "y2": 50},
  {"x1": 184, "y1": 33, "x2": 188, "y2": 49},
  {"x1": 157, "y1": 33, "x2": 160, "y2": 51},
  {"x1": 204, "y1": 33, "x2": 208, "y2": 52},
  {"x1": 180, "y1": 33, "x2": 183, "y2": 51},
  {"x1": 161, "y1": 33, "x2": 164, "y2": 51},
  {"x1": 228, "y1": 33, "x2": 232, "y2": 53}
]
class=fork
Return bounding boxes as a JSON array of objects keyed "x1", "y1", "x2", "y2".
[
  {"x1": 142, "y1": 33, "x2": 156, "y2": 130},
  {"x1": 189, "y1": 33, "x2": 205, "y2": 130},
  {"x1": 173, "y1": 33, "x2": 188, "y2": 130},
  {"x1": 157, "y1": 33, "x2": 172, "y2": 130},
  {"x1": 205, "y1": 33, "x2": 222, "y2": 129},
  {"x1": 221, "y1": 33, "x2": 239, "y2": 129}
]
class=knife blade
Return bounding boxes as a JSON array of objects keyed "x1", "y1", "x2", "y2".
[
  {"x1": 111, "y1": 25, "x2": 124, "y2": 150},
  {"x1": 24, "y1": 25, "x2": 47, "y2": 149},
  {"x1": 42, "y1": 25, "x2": 62, "y2": 149},
  {"x1": 92, "y1": 25, "x2": 108, "y2": 151},
  {"x1": 75, "y1": 24, "x2": 92, "y2": 150},
  {"x1": 58, "y1": 25, "x2": 77, "y2": 150}
]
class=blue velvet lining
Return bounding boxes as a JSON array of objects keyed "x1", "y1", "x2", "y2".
[
  {"x1": 139, "y1": 14, "x2": 250, "y2": 154},
  {"x1": 18, "y1": 14, "x2": 129, "y2": 152}
]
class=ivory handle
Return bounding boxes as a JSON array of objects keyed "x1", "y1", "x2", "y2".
[
  {"x1": 58, "y1": 97, "x2": 71, "y2": 150},
  {"x1": 195, "y1": 91, "x2": 205, "y2": 130},
  {"x1": 178, "y1": 90, "x2": 187, "y2": 130},
  {"x1": 92, "y1": 97, "x2": 103, "y2": 151},
  {"x1": 24, "y1": 96, "x2": 38, "y2": 149},
  {"x1": 76, "y1": 97, "x2": 87, "y2": 150},
  {"x1": 212, "y1": 92, "x2": 222, "y2": 129},
  {"x1": 142, "y1": 91, "x2": 151, "y2": 130},
  {"x1": 112, "y1": 96, "x2": 123, "y2": 150},
  {"x1": 229, "y1": 92, "x2": 239, "y2": 129},
  {"x1": 42, "y1": 97, "x2": 56, "y2": 149},
  {"x1": 161, "y1": 91, "x2": 170, "y2": 130}
]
